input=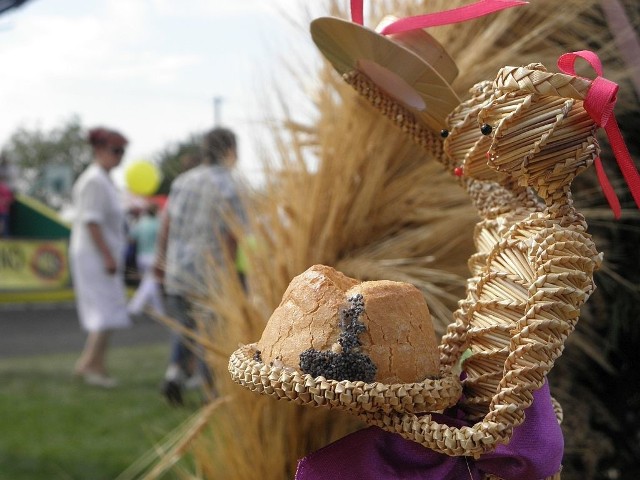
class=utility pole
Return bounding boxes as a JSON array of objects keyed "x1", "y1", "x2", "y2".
[{"x1": 213, "y1": 96, "x2": 223, "y2": 127}]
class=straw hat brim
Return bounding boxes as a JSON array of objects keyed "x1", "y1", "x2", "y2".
[
  {"x1": 229, "y1": 343, "x2": 462, "y2": 415},
  {"x1": 310, "y1": 17, "x2": 460, "y2": 131}
]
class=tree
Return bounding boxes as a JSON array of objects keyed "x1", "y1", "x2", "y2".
[{"x1": 2, "y1": 116, "x2": 91, "y2": 209}]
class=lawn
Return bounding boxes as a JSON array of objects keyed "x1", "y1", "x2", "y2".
[{"x1": 0, "y1": 343, "x2": 199, "y2": 480}]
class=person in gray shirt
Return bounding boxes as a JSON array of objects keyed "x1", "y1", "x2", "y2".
[{"x1": 154, "y1": 127, "x2": 245, "y2": 405}]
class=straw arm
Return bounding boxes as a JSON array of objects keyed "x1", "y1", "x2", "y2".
[
  {"x1": 363, "y1": 217, "x2": 601, "y2": 458},
  {"x1": 360, "y1": 409, "x2": 512, "y2": 458},
  {"x1": 438, "y1": 306, "x2": 473, "y2": 373}
]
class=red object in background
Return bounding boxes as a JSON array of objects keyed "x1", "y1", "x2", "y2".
[{"x1": 149, "y1": 195, "x2": 167, "y2": 210}]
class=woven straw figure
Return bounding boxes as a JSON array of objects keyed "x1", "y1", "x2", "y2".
[
  {"x1": 232, "y1": 6, "x2": 619, "y2": 475},
  {"x1": 229, "y1": 60, "x2": 605, "y2": 476},
  {"x1": 229, "y1": 44, "x2": 607, "y2": 474},
  {"x1": 362, "y1": 64, "x2": 603, "y2": 466}
]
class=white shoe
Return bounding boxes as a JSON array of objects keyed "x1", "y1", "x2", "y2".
[
  {"x1": 82, "y1": 372, "x2": 118, "y2": 389},
  {"x1": 184, "y1": 374, "x2": 205, "y2": 390}
]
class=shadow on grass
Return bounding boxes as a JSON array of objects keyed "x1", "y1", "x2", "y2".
[{"x1": 0, "y1": 344, "x2": 200, "y2": 480}]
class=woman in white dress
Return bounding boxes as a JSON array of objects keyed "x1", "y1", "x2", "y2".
[{"x1": 70, "y1": 127, "x2": 131, "y2": 388}]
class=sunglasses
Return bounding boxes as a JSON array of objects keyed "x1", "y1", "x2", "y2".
[{"x1": 110, "y1": 147, "x2": 125, "y2": 156}]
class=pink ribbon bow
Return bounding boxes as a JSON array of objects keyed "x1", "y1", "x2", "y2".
[
  {"x1": 558, "y1": 50, "x2": 640, "y2": 219},
  {"x1": 350, "y1": 0, "x2": 527, "y2": 34}
]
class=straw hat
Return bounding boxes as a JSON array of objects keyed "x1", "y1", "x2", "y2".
[
  {"x1": 229, "y1": 265, "x2": 462, "y2": 415},
  {"x1": 310, "y1": 16, "x2": 460, "y2": 132}
]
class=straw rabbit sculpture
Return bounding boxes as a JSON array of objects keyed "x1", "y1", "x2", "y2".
[{"x1": 356, "y1": 62, "x2": 603, "y2": 463}]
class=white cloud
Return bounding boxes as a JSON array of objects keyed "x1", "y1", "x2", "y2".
[{"x1": 0, "y1": 0, "x2": 328, "y2": 189}]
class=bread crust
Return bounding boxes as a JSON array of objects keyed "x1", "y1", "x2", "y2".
[{"x1": 257, "y1": 265, "x2": 440, "y2": 383}]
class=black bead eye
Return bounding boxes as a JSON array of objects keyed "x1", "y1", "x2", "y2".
[
  {"x1": 440, "y1": 129, "x2": 449, "y2": 138},
  {"x1": 480, "y1": 124, "x2": 493, "y2": 135}
]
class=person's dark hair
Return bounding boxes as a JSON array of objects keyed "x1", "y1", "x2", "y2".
[
  {"x1": 88, "y1": 127, "x2": 128, "y2": 150},
  {"x1": 201, "y1": 127, "x2": 236, "y2": 165}
]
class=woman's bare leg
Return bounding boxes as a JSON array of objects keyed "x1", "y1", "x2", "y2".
[{"x1": 75, "y1": 330, "x2": 112, "y2": 375}]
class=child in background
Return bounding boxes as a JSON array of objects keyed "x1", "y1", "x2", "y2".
[{"x1": 127, "y1": 202, "x2": 165, "y2": 317}]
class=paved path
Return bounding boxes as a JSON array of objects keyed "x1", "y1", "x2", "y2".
[{"x1": 0, "y1": 303, "x2": 172, "y2": 358}]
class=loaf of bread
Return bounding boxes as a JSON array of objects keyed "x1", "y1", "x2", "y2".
[{"x1": 256, "y1": 264, "x2": 440, "y2": 384}]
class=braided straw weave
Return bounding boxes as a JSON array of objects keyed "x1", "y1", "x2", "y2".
[
  {"x1": 230, "y1": 344, "x2": 462, "y2": 415},
  {"x1": 494, "y1": 64, "x2": 591, "y2": 100},
  {"x1": 342, "y1": 70, "x2": 445, "y2": 161}
]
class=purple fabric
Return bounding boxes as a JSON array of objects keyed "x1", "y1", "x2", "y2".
[{"x1": 295, "y1": 382, "x2": 563, "y2": 480}]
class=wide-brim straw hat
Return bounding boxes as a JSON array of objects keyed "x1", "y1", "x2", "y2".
[
  {"x1": 229, "y1": 343, "x2": 461, "y2": 415},
  {"x1": 310, "y1": 16, "x2": 460, "y2": 132},
  {"x1": 229, "y1": 265, "x2": 462, "y2": 416}
]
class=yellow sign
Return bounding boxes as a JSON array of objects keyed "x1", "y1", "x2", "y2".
[{"x1": 0, "y1": 239, "x2": 70, "y2": 290}]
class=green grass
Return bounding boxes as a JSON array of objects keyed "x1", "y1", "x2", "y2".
[{"x1": 0, "y1": 344, "x2": 199, "y2": 480}]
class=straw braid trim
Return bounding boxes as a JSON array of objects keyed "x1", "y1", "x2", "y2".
[
  {"x1": 229, "y1": 344, "x2": 462, "y2": 415},
  {"x1": 342, "y1": 70, "x2": 444, "y2": 160}
]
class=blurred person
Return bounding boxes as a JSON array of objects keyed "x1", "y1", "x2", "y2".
[
  {"x1": 127, "y1": 201, "x2": 165, "y2": 317},
  {"x1": 70, "y1": 127, "x2": 131, "y2": 388},
  {"x1": 154, "y1": 127, "x2": 246, "y2": 406}
]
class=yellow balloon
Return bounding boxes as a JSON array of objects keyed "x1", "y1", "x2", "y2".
[{"x1": 125, "y1": 161, "x2": 161, "y2": 196}]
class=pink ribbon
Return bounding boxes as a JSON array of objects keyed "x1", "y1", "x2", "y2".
[
  {"x1": 558, "y1": 50, "x2": 640, "y2": 219},
  {"x1": 350, "y1": 0, "x2": 527, "y2": 34}
]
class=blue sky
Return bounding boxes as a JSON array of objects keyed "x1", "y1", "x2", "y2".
[{"x1": 0, "y1": 0, "x2": 329, "y2": 185}]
